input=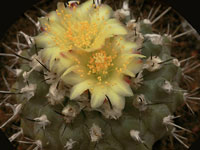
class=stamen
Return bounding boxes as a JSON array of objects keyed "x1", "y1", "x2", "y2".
[{"x1": 87, "y1": 50, "x2": 115, "y2": 78}]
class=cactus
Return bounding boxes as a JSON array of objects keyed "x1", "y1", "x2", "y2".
[{"x1": 0, "y1": 0, "x2": 199, "y2": 150}]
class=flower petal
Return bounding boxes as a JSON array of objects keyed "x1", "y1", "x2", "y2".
[
  {"x1": 113, "y1": 36, "x2": 137, "y2": 52},
  {"x1": 128, "y1": 58, "x2": 144, "y2": 74},
  {"x1": 90, "y1": 86, "x2": 106, "y2": 108},
  {"x1": 41, "y1": 47, "x2": 61, "y2": 70},
  {"x1": 70, "y1": 79, "x2": 93, "y2": 99},
  {"x1": 90, "y1": 4, "x2": 113, "y2": 22},
  {"x1": 86, "y1": 19, "x2": 127, "y2": 52},
  {"x1": 41, "y1": 48, "x2": 73, "y2": 74},
  {"x1": 122, "y1": 53, "x2": 145, "y2": 59},
  {"x1": 62, "y1": 72, "x2": 83, "y2": 85},
  {"x1": 103, "y1": 19, "x2": 127, "y2": 36},
  {"x1": 34, "y1": 33, "x2": 55, "y2": 48},
  {"x1": 52, "y1": 57, "x2": 73, "y2": 75},
  {"x1": 110, "y1": 78, "x2": 133, "y2": 97},
  {"x1": 47, "y1": 11, "x2": 59, "y2": 22},
  {"x1": 57, "y1": 2, "x2": 66, "y2": 12},
  {"x1": 61, "y1": 65, "x2": 79, "y2": 78},
  {"x1": 123, "y1": 69, "x2": 135, "y2": 77},
  {"x1": 106, "y1": 90, "x2": 125, "y2": 110},
  {"x1": 39, "y1": 11, "x2": 59, "y2": 27},
  {"x1": 75, "y1": 0, "x2": 93, "y2": 19}
]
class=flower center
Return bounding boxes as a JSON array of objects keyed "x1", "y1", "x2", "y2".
[
  {"x1": 54, "y1": 8, "x2": 99, "y2": 50},
  {"x1": 64, "y1": 21, "x2": 98, "y2": 49},
  {"x1": 87, "y1": 50, "x2": 116, "y2": 81},
  {"x1": 44, "y1": 8, "x2": 100, "y2": 50}
]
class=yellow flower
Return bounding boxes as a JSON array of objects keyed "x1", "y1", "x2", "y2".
[
  {"x1": 35, "y1": 0, "x2": 127, "y2": 53},
  {"x1": 34, "y1": 0, "x2": 145, "y2": 110},
  {"x1": 61, "y1": 36, "x2": 144, "y2": 109}
]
